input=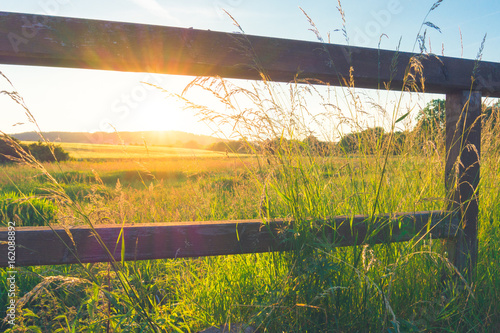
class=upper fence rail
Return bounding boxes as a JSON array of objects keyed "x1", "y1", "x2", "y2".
[{"x1": 1, "y1": 11, "x2": 500, "y2": 96}]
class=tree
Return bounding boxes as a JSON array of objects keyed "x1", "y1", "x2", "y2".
[
  {"x1": 0, "y1": 135, "x2": 70, "y2": 164},
  {"x1": 417, "y1": 99, "x2": 446, "y2": 132},
  {"x1": 206, "y1": 140, "x2": 252, "y2": 154},
  {"x1": 483, "y1": 101, "x2": 500, "y2": 130},
  {"x1": 24, "y1": 141, "x2": 70, "y2": 162},
  {"x1": 338, "y1": 127, "x2": 385, "y2": 154},
  {"x1": 415, "y1": 99, "x2": 446, "y2": 150},
  {"x1": 183, "y1": 140, "x2": 200, "y2": 149},
  {"x1": 0, "y1": 135, "x2": 22, "y2": 163},
  {"x1": 415, "y1": 98, "x2": 500, "y2": 146},
  {"x1": 417, "y1": 98, "x2": 500, "y2": 131},
  {"x1": 303, "y1": 135, "x2": 331, "y2": 156}
]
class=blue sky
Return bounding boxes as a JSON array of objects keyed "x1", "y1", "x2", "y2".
[{"x1": 0, "y1": 0, "x2": 499, "y2": 137}]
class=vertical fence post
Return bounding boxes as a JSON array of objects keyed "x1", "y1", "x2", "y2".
[{"x1": 444, "y1": 90, "x2": 481, "y2": 280}]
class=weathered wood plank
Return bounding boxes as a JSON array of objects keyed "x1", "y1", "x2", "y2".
[
  {"x1": 1, "y1": 12, "x2": 500, "y2": 96},
  {"x1": 0, "y1": 211, "x2": 457, "y2": 267},
  {"x1": 445, "y1": 91, "x2": 481, "y2": 279}
]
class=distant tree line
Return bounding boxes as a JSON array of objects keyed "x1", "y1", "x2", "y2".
[
  {"x1": 206, "y1": 140, "x2": 255, "y2": 154},
  {"x1": 0, "y1": 136, "x2": 70, "y2": 163},
  {"x1": 337, "y1": 127, "x2": 408, "y2": 155},
  {"x1": 337, "y1": 98, "x2": 499, "y2": 155},
  {"x1": 412, "y1": 98, "x2": 499, "y2": 148},
  {"x1": 204, "y1": 99, "x2": 500, "y2": 156},
  {"x1": 204, "y1": 127, "x2": 406, "y2": 156},
  {"x1": 206, "y1": 136, "x2": 334, "y2": 156},
  {"x1": 12, "y1": 130, "x2": 220, "y2": 147}
]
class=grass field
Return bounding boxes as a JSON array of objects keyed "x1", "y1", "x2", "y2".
[
  {"x1": 2, "y1": 93, "x2": 500, "y2": 332},
  {"x1": 21, "y1": 141, "x2": 232, "y2": 159},
  {"x1": 3, "y1": 95, "x2": 500, "y2": 332},
  {"x1": 1, "y1": 139, "x2": 499, "y2": 331}
]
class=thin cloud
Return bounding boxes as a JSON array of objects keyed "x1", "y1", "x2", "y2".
[
  {"x1": 441, "y1": 10, "x2": 500, "y2": 32},
  {"x1": 128, "y1": 0, "x2": 180, "y2": 24}
]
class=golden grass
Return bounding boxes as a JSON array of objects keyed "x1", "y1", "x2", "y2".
[{"x1": 20, "y1": 141, "x2": 238, "y2": 159}]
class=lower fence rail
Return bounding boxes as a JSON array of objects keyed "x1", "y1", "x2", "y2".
[{"x1": 0, "y1": 210, "x2": 458, "y2": 267}]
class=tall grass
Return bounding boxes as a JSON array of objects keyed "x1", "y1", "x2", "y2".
[{"x1": 1, "y1": 1, "x2": 500, "y2": 332}]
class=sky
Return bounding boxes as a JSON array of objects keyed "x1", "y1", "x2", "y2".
[{"x1": 0, "y1": 0, "x2": 499, "y2": 139}]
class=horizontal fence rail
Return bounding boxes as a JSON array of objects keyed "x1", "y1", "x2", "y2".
[
  {"x1": 0, "y1": 11, "x2": 500, "y2": 96},
  {"x1": 0, "y1": 211, "x2": 458, "y2": 267}
]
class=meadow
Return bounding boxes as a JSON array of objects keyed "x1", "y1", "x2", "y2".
[
  {"x1": 1, "y1": 1, "x2": 500, "y2": 330},
  {"x1": 20, "y1": 141, "x2": 231, "y2": 160},
  {"x1": 1, "y1": 133, "x2": 500, "y2": 331}
]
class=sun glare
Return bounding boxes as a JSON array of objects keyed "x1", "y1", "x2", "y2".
[{"x1": 116, "y1": 99, "x2": 195, "y2": 133}]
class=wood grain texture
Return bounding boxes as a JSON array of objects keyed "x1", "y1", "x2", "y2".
[
  {"x1": 1, "y1": 12, "x2": 500, "y2": 96},
  {"x1": 0, "y1": 211, "x2": 458, "y2": 267},
  {"x1": 445, "y1": 91, "x2": 481, "y2": 278}
]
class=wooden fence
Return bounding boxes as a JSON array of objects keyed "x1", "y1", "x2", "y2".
[{"x1": 1, "y1": 12, "x2": 498, "y2": 279}]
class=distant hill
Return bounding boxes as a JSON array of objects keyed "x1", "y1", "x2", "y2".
[{"x1": 11, "y1": 131, "x2": 224, "y2": 149}]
